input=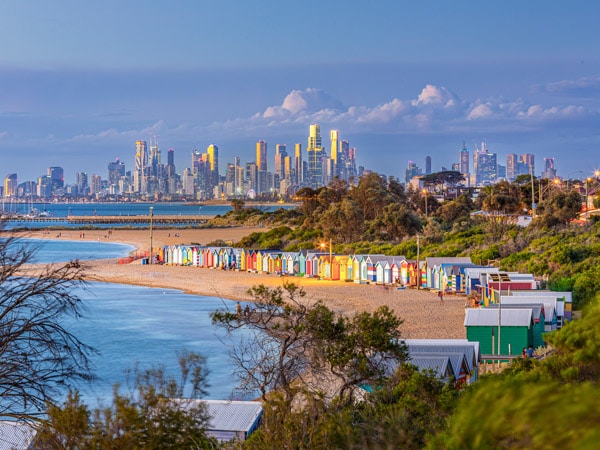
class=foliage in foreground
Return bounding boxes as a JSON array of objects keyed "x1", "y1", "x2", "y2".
[
  {"x1": 37, "y1": 351, "x2": 217, "y2": 449},
  {"x1": 0, "y1": 231, "x2": 94, "y2": 420},
  {"x1": 431, "y1": 295, "x2": 600, "y2": 449}
]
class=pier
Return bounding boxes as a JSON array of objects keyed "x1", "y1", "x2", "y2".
[{"x1": 5, "y1": 215, "x2": 213, "y2": 225}]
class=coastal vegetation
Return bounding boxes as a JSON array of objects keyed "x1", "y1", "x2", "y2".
[{"x1": 216, "y1": 173, "x2": 599, "y2": 309}]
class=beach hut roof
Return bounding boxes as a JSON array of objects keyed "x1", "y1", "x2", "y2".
[
  {"x1": 501, "y1": 296, "x2": 563, "y2": 316},
  {"x1": 407, "y1": 356, "x2": 453, "y2": 379},
  {"x1": 486, "y1": 303, "x2": 544, "y2": 322},
  {"x1": 426, "y1": 257, "x2": 472, "y2": 267},
  {"x1": 510, "y1": 290, "x2": 572, "y2": 303},
  {"x1": 463, "y1": 267, "x2": 499, "y2": 278},
  {"x1": 0, "y1": 421, "x2": 37, "y2": 449},
  {"x1": 178, "y1": 400, "x2": 263, "y2": 443},
  {"x1": 403, "y1": 340, "x2": 480, "y2": 371},
  {"x1": 409, "y1": 352, "x2": 468, "y2": 378},
  {"x1": 464, "y1": 308, "x2": 533, "y2": 327}
]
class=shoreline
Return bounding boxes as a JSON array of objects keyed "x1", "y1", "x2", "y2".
[{"x1": 12, "y1": 227, "x2": 467, "y2": 340}]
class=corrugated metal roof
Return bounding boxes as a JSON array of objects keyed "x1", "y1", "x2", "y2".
[
  {"x1": 408, "y1": 356, "x2": 452, "y2": 379},
  {"x1": 502, "y1": 296, "x2": 563, "y2": 316},
  {"x1": 426, "y1": 257, "x2": 472, "y2": 266},
  {"x1": 402, "y1": 339, "x2": 480, "y2": 362},
  {"x1": 464, "y1": 308, "x2": 533, "y2": 327},
  {"x1": 463, "y1": 267, "x2": 499, "y2": 277},
  {"x1": 0, "y1": 421, "x2": 37, "y2": 450},
  {"x1": 487, "y1": 304, "x2": 544, "y2": 322},
  {"x1": 204, "y1": 400, "x2": 263, "y2": 433},
  {"x1": 404, "y1": 341, "x2": 479, "y2": 371},
  {"x1": 178, "y1": 400, "x2": 263, "y2": 434},
  {"x1": 409, "y1": 352, "x2": 467, "y2": 377}
]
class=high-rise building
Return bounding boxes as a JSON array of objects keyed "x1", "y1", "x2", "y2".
[
  {"x1": 405, "y1": 160, "x2": 422, "y2": 185},
  {"x1": 134, "y1": 140, "x2": 147, "y2": 193},
  {"x1": 76, "y1": 172, "x2": 89, "y2": 196},
  {"x1": 521, "y1": 154, "x2": 535, "y2": 176},
  {"x1": 108, "y1": 158, "x2": 126, "y2": 187},
  {"x1": 425, "y1": 156, "x2": 432, "y2": 175},
  {"x1": 207, "y1": 144, "x2": 219, "y2": 188},
  {"x1": 274, "y1": 144, "x2": 287, "y2": 179},
  {"x1": 47, "y1": 167, "x2": 64, "y2": 193},
  {"x1": 4, "y1": 173, "x2": 17, "y2": 197},
  {"x1": 506, "y1": 153, "x2": 518, "y2": 181},
  {"x1": 474, "y1": 142, "x2": 497, "y2": 186},
  {"x1": 306, "y1": 124, "x2": 323, "y2": 189},
  {"x1": 459, "y1": 142, "x2": 469, "y2": 185},
  {"x1": 542, "y1": 157, "x2": 557, "y2": 179},
  {"x1": 256, "y1": 140, "x2": 267, "y2": 173},
  {"x1": 330, "y1": 130, "x2": 339, "y2": 176},
  {"x1": 294, "y1": 143, "x2": 303, "y2": 185}
]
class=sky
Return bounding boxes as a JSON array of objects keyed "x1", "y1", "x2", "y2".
[{"x1": 1, "y1": 1, "x2": 600, "y2": 183}]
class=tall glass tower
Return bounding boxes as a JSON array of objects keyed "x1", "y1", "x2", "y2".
[{"x1": 307, "y1": 124, "x2": 323, "y2": 189}]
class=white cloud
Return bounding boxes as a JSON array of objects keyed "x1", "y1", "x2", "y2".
[
  {"x1": 411, "y1": 84, "x2": 458, "y2": 107},
  {"x1": 467, "y1": 103, "x2": 494, "y2": 120}
]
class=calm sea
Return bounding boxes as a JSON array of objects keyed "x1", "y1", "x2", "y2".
[
  {"x1": 20, "y1": 238, "x2": 247, "y2": 407},
  {"x1": 3, "y1": 201, "x2": 292, "y2": 229}
]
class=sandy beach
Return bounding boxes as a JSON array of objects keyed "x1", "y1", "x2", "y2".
[{"x1": 15, "y1": 227, "x2": 467, "y2": 339}]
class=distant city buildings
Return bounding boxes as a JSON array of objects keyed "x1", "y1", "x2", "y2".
[{"x1": 1, "y1": 127, "x2": 566, "y2": 200}]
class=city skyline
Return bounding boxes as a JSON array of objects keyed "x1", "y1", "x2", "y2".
[{"x1": 1, "y1": 2, "x2": 600, "y2": 181}]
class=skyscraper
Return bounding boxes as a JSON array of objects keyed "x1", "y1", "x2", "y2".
[
  {"x1": 425, "y1": 156, "x2": 432, "y2": 175},
  {"x1": 542, "y1": 157, "x2": 557, "y2": 179},
  {"x1": 134, "y1": 140, "x2": 147, "y2": 193},
  {"x1": 4, "y1": 173, "x2": 17, "y2": 197},
  {"x1": 459, "y1": 142, "x2": 469, "y2": 186},
  {"x1": 274, "y1": 144, "x2": 287, "y2": 179},
  {"x1": 307, "y1": 124, "x2": 323, "y2": 189},
  {"x1": 207, "y1": 144, "x2": 219, "y2": 188},
  {"x1": 474, "y1": 142, "x2": 497, "y2": 186},
  {"x1": 47, "y1": 167, "x2": 64, "y2": 193},
  {"x1": 294, "y1": 143, "x2": 303, "y2": 185},
  {"x1": 107, "y1": 158, "x2": 125, "y2": 188},
  {"x1": 256, "y1": 140, "x2": 267, "y2": 172},
  {"x1": 330, "y1": 130, "x2": 339, "y2": 176},
  {"x1": 256, "y1": 140, "x2": 268, "y2": 194}
]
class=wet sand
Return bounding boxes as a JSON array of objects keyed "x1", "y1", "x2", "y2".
[{"x1": 15, "y1": 228, "x2": 467, "y2": 339}]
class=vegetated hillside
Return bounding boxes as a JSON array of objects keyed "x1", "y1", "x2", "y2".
[{"x1": 211, "y1": 174, "x2": 599, "y2": 310}]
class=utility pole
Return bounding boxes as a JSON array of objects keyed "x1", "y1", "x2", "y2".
[{"x1": 149, "y1": 206, "x2": 154, "y2": 264}]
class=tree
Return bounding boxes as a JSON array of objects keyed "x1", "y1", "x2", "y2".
[
  {"x1": 230, "y1": 198, "x2": 245, "y2": 212},
  {"x1": 534, "y1": 190, "x2": 583, "y2": 228},
  {"x1": 211, "y1": 283, "x2": 407, "y2": 406},
  {"x1": 0, "y1": 231, "x2": 94, "y2": 420},
  {"x1": 319, "y1": 198, "x2": 365, "y2": 243},
  {"x1": 37, "y1": 351, "x2": 216, "y2": 449},
  {"x1": 370, "y1": 203, "x2": 422, "y2": 241}
]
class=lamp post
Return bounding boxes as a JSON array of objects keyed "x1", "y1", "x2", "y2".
[
  {"x1": 422, "y1": 188, "x2": 428, "y2": 220},
  {"x1": 149, "y1": 206, "x2": 154, "y2": 265}
]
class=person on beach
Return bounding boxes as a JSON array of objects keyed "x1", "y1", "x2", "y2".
[{"x1": 438, "y1": 290, "x2": 444, "y2": 305}]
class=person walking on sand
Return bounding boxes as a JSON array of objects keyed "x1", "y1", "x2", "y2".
[{"x1": 438, "y1": 290, "x2": 444, "y2": 305}]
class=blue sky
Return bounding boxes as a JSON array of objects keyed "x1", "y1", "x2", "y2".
[{"x1": 1, "y1": 1, "x2": 600, "y2": 183}]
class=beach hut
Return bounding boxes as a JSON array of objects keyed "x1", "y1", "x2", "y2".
[
  {"x1": 335, "y1": 255, "x2": 350, "y2": 282},
  {"x1": 246, "y1": 250, "x2": 257, "y2": 272},
  {"x1": 465, "y1": 308, "x2": 534, "y2": 359},
  {"x1": 179, "y1": 400, "x2": 263, "y2": 443},
  {"x1": 296, "y1": 252, "x2": 306, "y2": 277},
  {"x1": 268, "y1": 252, "x2": 283, "y2": 274},
  {"x1": 501, "y1": 295, "x2": 560, "y2": 331},
  {"x1": 509, "y1": 290, "x2": 571, "y2": 325},
  {"x1": 238, "y1": 249, "x2": 248, "y2": 271},
  {"x1": 232, "y1": 248, "x2": 243, "y2": 270},
  {"x1": 487, "y1": 304, "x2": 546, "y2": 349},
  {"x1": 403, "y1": 339, "x2": 481, "y2": 384},
  {"x1": 350, "y1": 255, "x2": 363, "y2": 283}
]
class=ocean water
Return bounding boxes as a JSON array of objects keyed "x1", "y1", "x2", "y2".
[{"x1": 15, "y1": 238, "x2": 247, "y2": 407}]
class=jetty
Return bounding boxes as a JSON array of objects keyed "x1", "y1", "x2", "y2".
[{"x1": 6, "y1": 215, "x2": 212, "y2": 225}]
